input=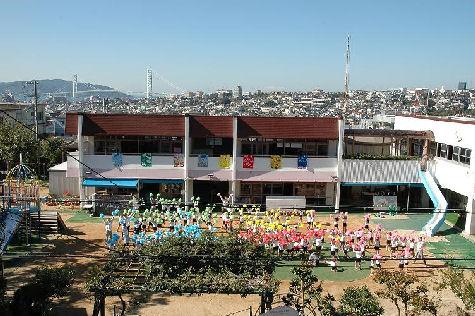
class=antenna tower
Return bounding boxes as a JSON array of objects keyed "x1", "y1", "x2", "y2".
[{"x1": 343, "y1": 34, "x2": 350, "y2": 112}]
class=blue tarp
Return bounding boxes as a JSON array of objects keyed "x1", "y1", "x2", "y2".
[{"x1": 82, "y1": 179, "x2": 138, "y2": 188}]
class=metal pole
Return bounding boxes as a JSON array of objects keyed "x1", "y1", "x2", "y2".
[
  {"x1": 406, "y1": 184, "x2": 411, "y2": 212},
  {"x1": 33, "y1": 81, "x2": 38, "y2": 139}
]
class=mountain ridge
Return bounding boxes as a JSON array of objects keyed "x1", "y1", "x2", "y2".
[{"x1": 0, "y1": 79, "x2": 130, "y2": 101}]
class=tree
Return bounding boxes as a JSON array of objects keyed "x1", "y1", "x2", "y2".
[
  {"x1": 0, "y1": 121, "x2": 66, "y2": 178},
  {"x1": 282, "y1": 263, "x2": 336, "y2": 316},
  {"x1": 338, "y1": 286, "x2": 383, "y2": 316},
  {"x1": 438, "y1": 267, "x2": 475, "y2": 312},
  {"x1": 40, "y1": 136, "x2": 66, "y2": 171},
  {"x1": 0, "y1": 121, "x2": 40, "y2": 171},
  {"x1": 12, "y1": 265, "x2": 74, "y2": 316},
  {"x1": 373, "y1": 269, "x2": 438, "y2": 316}
]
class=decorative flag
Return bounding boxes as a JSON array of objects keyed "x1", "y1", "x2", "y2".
[
  {"x1": 173, "y1": 154, "x2": 184, "y2": 167},
  {"x1": 242, "y1": 154, "x2": 254, "y2": 169},
  {"x1": 112, "y1": 152, "x2": 123, "y2": 168},
  {"x1": 141, "y1": 153, "x2": 152, "y2": 167},
  {"x1": 218, "y1": 154, "x2": 231, "y2": 169},
  {"x1": 197, "y1": 154, "x2": 208, "y2": 168},
  {"x1": 270, "y1": 155, "x2": 282, "y2": 169},
  {"x1": 298, "y1": 154, "x2": 308, "y2": 169}
]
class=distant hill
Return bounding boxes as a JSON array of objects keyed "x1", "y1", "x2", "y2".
[{"x1": 0, "y1": 79, "x2": 130, "y2": 101}]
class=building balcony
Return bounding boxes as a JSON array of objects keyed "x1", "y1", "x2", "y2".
[
  {"x1": 66, "y1": 153, "x2": 184, "y2": 179},
  {"x1": 236, "y1": 157, "x2": 338, "y2": 182},
  {"x1": 342, "y1": 159, "x2": 421, "y2": 184}
]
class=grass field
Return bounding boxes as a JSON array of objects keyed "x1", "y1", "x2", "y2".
[
  {"x1": 372, "y1": 213, "x2": 432, "y2": 231},
  {"x1": 66, "y1": 211, "x2": 103, "y2": 223}
]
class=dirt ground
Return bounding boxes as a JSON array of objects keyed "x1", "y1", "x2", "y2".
[{"x1": 3, "y1": 209, "x2": 472, "y2": 316}]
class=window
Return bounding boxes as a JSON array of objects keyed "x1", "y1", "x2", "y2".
[
  {"x1": 95, "y1": 140, "x2": 106, "y2": 154},
  {"x1": 251, "y1": 183, "x2": 262, "y2": 195},
  {"x1": 429, "y1": 142, "x2": 437, "y2": 157},
  {"x1": 316, "y1": 143, "x2": 329, "y2": 156},
  {"x1": 460, "y1": 148, "x2": 472, "y2": 165},
  {"x1": 240, "y1": 183, "x2": 251, "y2": 195},
  {"x1": 412, "y1": 140, "x2": 424, "y2": 157},
  {"x1": 447, "y1": 145, "x2": 453, "y2": 160},
  {"x1": 272, "y1": 183, "x2": 283, "y2": 195},
  {"x1": 206, "y1": 137, "x2": 222, "y2": 146},
  {"x1": 140, "y1": 136, "x2": 159, "y2": 153},
  {"x1": 121, "y1": 137, "x2": 139, "y2": 154},
  {"x1": 439, "y1": 143, "x2": 448, "y2": 159},
  {"x1": 452, "y1": 146, "x2": 461, "y2": 162}
]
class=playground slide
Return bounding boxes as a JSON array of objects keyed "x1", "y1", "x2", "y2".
[
  {"x1": 419, "y1": 170, "x2": 448, "y2": 237},
  {"x1": 0, "y1": 208, "x2": 24, "y2": 254}
]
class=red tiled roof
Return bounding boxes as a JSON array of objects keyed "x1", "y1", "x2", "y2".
[
  {"x1": 237, "y1": 116, "x2": 339, "y2": 139},
  {"x1": 66, "y1": 113, "x2": 185, "y2": 136},
  {"x1": 65, "y1": 113, "x2": 339, "y2": 139},
  {"x1": 190, "y1": 116, "x2": 233, "y2": 137}
]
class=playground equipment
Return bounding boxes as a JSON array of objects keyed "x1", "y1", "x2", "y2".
[
  {"x1": 0, "y1": 154, "x2": 41, "y2": 254},
  {"x1": 420, "y1": 170, "x2": 448, "y2": 237}
]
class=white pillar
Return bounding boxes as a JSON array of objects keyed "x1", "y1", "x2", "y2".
[
  {"x1": 184, "y1": 115, "x2": 191, "y2": 203},
  {"x1": 464, "y1": 170, "x2": 475, "y2": 235},
  {"x1": 335, "y1": 118, "x2": 344, "y2": 212},
  {"x1": 231, "y1": 116, "x2": 238, "y2": 204},
  {"x1": 77, "y1": 114, "x2": 85, "y2": 208}
]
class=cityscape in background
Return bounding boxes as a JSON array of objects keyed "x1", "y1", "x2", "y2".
[{"x1": 1, "y1": 73, "x2": 474, "y2": 137}]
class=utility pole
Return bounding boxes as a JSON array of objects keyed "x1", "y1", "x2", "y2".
[{"x1": 26, "y1": 80, "x2": 39, "y2": 140}]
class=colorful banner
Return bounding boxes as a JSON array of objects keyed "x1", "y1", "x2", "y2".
[
  {"x1": 197, "y1": 154, "x2": 208, "y2": 168},
  {"x1": 242, "y1": 154, "x2": 254, "y2": 169},
  {"x1": 218, "y1": 154, "x2": 231, "y2": 169},
  {"x1": 141, "y1": 153, "x2": 152, "y2": 167},
  {"x1": 173, "y1": 154, "x2": 184, "y2": 167},
  {"x1": 297, "y1": 154, "x2": 308, "y2": 169},
  {"x1": 270, "y1": 155, "x2": 282, "y2": 169},
  {"x1": 112, "y1": 152, "x2": 123, "y2": 168}
]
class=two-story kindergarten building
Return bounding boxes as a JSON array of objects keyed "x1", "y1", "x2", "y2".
[{"x1": 63, "y1": 113, "x2": 475, "y2": 236}]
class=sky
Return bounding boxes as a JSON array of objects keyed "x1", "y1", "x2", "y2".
[{"x1": 1, "y1": 0, "x2": 474, "y2": 93}]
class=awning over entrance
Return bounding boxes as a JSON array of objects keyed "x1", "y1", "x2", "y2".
[
  {"x1": 140, "y1": 179, "x2": 184, "y2": 184},
  {"x1": 236, "y1": 170, "x2": 335, "y2": 182},
  {"x1": 341, "y1": 182, "x2": 424, "y2": 187},
  {"x1": 82, "y1": 178, "x2": 138, "y2": 188}
]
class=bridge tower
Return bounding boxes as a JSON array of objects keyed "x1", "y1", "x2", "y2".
[
  {"x1": 146, "y1": 68, "x2": 153, "y2": 99},
  {"x1": 72, "y1": 74, "x2": 78, "y2": 99}
]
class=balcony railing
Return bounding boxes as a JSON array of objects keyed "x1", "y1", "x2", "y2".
[{"x1": 342, "y1": 159, "x2": 421, "y2": 183}]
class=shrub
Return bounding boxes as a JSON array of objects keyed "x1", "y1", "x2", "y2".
[
  {"x1": 338, "y1": 285, "x2": 383, "y2": 316},
  {"x1": 12, "y1": 265, "x2": 74, "y2": 315}
]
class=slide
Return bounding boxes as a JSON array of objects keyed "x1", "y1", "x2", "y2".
[
  {"x1": 419, "y1": 170, "x2": 448, "y2": 237},
  {"x1": 0, "y1": 207, "x2": 24, "y2": 254}
]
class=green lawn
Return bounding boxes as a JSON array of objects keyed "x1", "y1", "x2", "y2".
[
  {"x1": 372, "y1": 214, "x2": 432, "y2": 231},
  {"x1": 445, "y1": 213, "x2": 465, "y2": 231},
  {"x1": 66, "y1": 211, "x2": 103, "y2": 223},
  {"x1": 427, "y1": 223, "x2": 475, "y2": 268},
  {"x1": 274, "y1": 260, "x2": 370, "y2": 281}
]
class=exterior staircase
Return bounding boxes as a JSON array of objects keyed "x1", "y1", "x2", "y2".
[{"x1": 23, "y1": 211, "x2": 66, "y2": 235}]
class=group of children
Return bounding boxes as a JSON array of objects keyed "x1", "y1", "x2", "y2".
[
  {"x1": 239, "y1": 211, "x2": 427, "y2": 272},
  {"x1": 102, "y1": 204, "x2": 428, "y2": 272}
]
